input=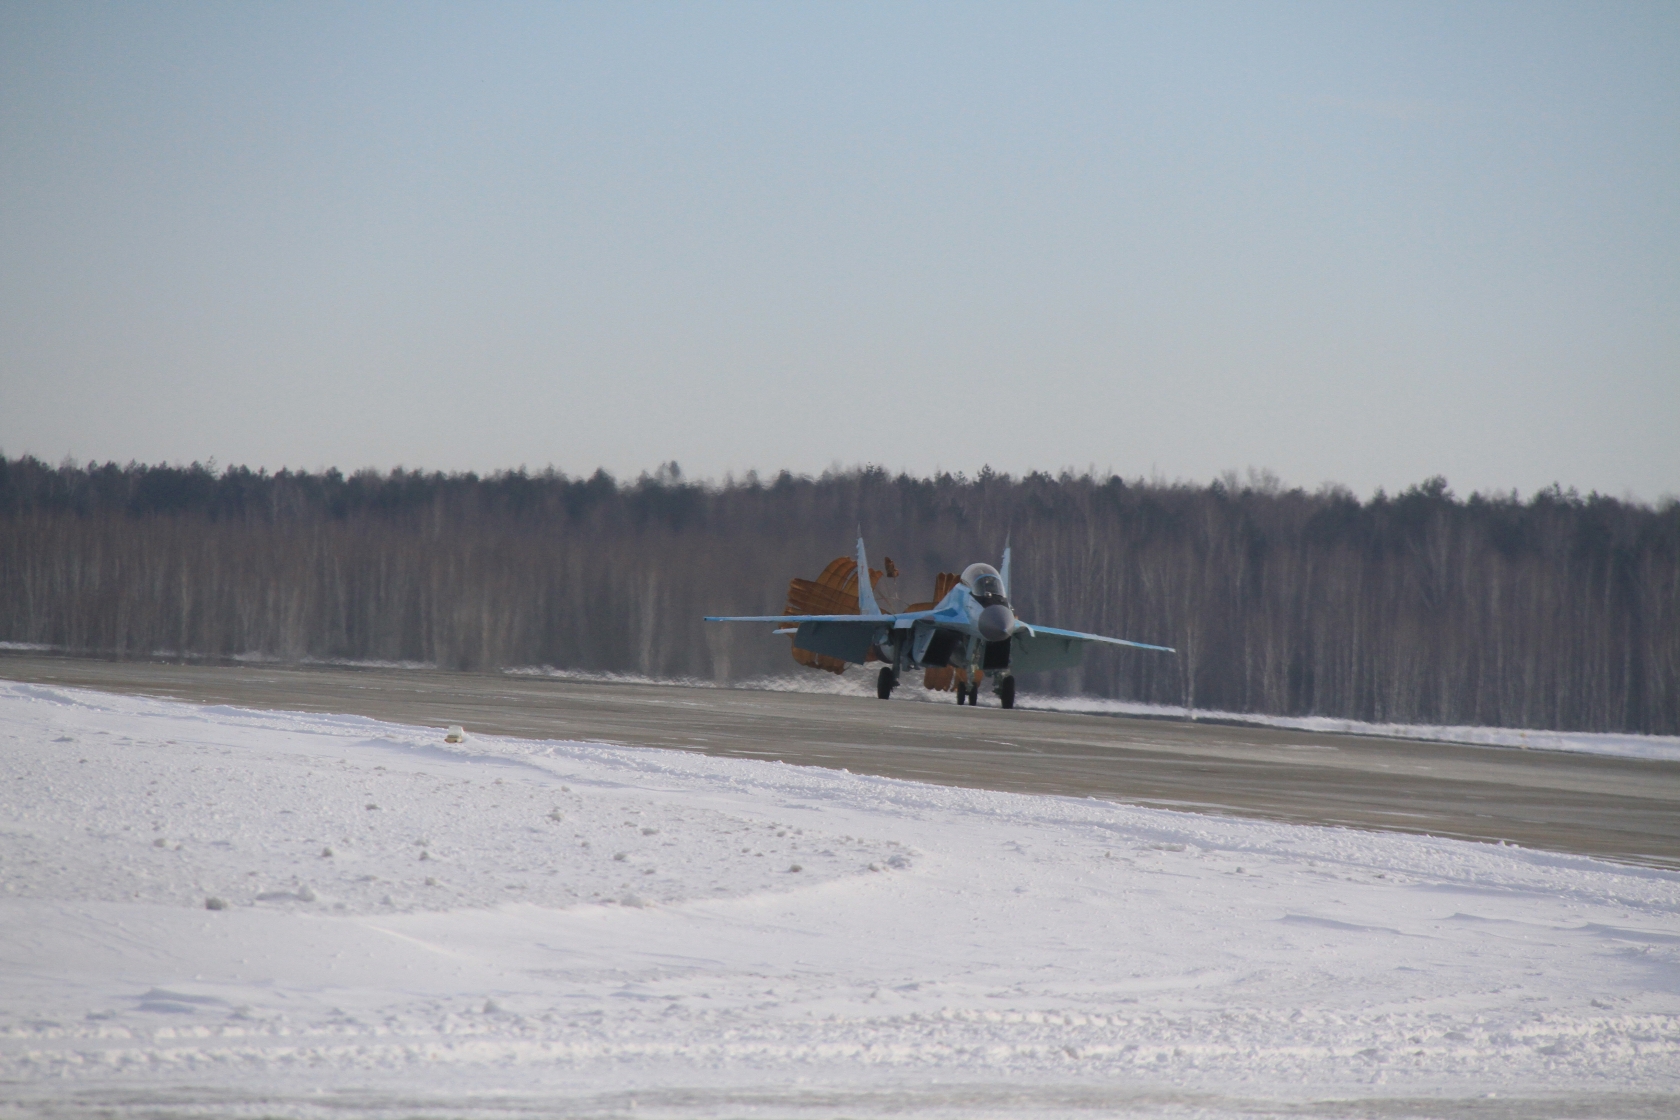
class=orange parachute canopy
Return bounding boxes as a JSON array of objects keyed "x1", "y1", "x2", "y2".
[
  {"x1": 784, "y1": 556, "x2": 879, "y2": 674},
  {"x1": 782, "y1": 558, "x2": 970, "y2": 690}
]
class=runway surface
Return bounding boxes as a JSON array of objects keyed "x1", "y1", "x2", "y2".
[{"x1": 5, "y1": 652, "x2": 1678, "y2": 869}]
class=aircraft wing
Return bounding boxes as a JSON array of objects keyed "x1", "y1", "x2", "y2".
[
  {"x1": 704, "y1": 613, "x2": 890, "y2": 623},
  {"x1": 1019, "y1": 623, "x2": 1175, "y2": 654},
  {"x1": 705, "y1": 609, "x2": 943, "y2": 667},
  {"x1": 703, "y1": 612, "x2": 937, "y2": 624},
  {"x1": 1009, "y1": 623, "x2": 1175, "y2": 675}
]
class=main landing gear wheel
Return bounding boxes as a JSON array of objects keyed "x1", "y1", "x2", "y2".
[
  {"x1": 997, "y1": 676, "x2": 1016, "y2": 710},
  {"x1": 877, "y1": 667, "x2": 898, "y2": 700},
  {"x1": 955, "y1": 683, "x2": 970, "y2": 705}
]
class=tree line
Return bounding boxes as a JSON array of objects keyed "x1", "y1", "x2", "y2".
[{"x1": 1, "y1": 455, "x2": 1674, "y2": 734}]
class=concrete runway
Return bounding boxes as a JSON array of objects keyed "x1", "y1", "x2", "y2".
[{"x1": 5, "y1": 652, "x2": 1678, "y2": 869}]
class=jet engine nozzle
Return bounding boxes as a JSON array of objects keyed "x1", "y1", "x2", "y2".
[{"x1": 978, "y1": 604, "x2": 1016, "y2": 643}]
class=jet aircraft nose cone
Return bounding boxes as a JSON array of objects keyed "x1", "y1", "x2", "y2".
[{"x1": 978, "y1": 604, "x2": 1015, "y2": 643}]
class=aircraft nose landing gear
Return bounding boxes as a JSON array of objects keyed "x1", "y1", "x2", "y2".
[{"x1": 995, "y1": 675, "x2": 1016, "y2": 710}]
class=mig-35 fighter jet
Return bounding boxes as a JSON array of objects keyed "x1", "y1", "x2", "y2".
[{"x1": 705, "y1": 538, "x2": 1175, "y2": 709}]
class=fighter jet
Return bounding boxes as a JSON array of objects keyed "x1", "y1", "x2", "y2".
[{"x1": 705, "y1": 538, "x2": 1174, "y2": 708}]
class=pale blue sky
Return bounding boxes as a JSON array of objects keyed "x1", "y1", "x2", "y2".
[{"x1": 2, "y1": 2, "x2": 1675, "y2": 498}]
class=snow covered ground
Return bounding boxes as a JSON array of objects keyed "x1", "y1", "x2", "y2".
[
  {"x1": 2, "y1": 680, "x2": 1677, "y2": 1119},
  {"x1": 1017, "y1": 697, "x2": 1680, "y2": 764}
]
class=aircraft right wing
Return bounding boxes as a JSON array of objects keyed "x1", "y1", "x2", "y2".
[
  {"x1": 702, "y1": 613, "x2": 895, "y2": 623},
  {"x1": 703, "y1": 610, "x2": 940, "y2": 667}
]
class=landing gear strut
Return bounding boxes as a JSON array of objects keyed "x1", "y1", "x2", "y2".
[{"x1": 876, "y1": 666, "x2": 898, "y2": 700}]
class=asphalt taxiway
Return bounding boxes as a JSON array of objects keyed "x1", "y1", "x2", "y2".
[{"x1": 4, "y1": 653, "x2": 1677, "y2": 869}]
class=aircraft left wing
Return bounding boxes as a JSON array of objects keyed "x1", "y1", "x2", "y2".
[
  {"x1": 1009, "y1": 623, "x2": 1175, "y2": 675},
  {"x1": 1017, "y1": 623, "x2": 1175, "y2": 654}
]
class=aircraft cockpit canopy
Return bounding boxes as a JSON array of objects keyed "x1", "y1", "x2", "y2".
[{"x1": 960, "y1": 563, "x2": 1008, "y2": 606}]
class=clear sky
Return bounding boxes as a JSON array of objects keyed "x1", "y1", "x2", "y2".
[{"x1": 2, "y1": 2, "x2": 1675, "y2": 499}]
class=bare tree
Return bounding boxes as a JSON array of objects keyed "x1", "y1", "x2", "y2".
[{"x1": 0, "y1": 457, "x2": 1674, "y2": 733}]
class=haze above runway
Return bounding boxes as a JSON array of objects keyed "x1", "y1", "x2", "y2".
[{"x1": 5, "y1": 653, "x2": 1677, "y2": 870}]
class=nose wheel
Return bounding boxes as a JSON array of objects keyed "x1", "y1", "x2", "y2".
[{"x1": 995, "y1": 676, "x2": 1016, "y2": 709}]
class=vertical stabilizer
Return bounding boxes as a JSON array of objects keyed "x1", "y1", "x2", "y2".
[
  {"x1": 1000, "y1": 538, "x2": 1012, "y2": 598},
  {"x1": 855, "y1": 537, "x2": 882, "y2": 615}
]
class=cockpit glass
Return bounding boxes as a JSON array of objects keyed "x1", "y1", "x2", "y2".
[{"x1": 973, "y1": 574, "x2": 1005, "y2": 600}]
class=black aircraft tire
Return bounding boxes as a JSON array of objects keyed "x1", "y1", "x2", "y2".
[
  {"x1": 877, "y1": 667, "x2": 895, "y2": 700},
  {"x1": 999, "y1": 676, "x2": 1016, "y2": 710}
]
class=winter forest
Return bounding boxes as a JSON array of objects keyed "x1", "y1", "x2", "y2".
[{"x1": 1, "y1": 455, "x2": 1675, "y2": 735}]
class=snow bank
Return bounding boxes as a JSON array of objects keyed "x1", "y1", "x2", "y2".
[
  {"x1": 1019, "y1": 694, "x2": 1680, "y2": 763},
  {"x1": 2, "y1": 681, "x2": 1677, "y2": 1118}
]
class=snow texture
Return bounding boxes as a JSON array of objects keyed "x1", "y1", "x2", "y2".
[{"x1": 1, "y1": 680, "x2": 1677, "y2": 1118}]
